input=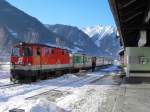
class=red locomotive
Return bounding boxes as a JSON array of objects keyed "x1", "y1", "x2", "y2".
[
  {"x1": 10, "y1": 42, "x2": 112, "y2": 82},
  {"x1": 11, "y1": 42, "x2": 71, "y2": 82}
]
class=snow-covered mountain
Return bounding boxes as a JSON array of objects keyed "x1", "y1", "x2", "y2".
[
  {"x1": 82, "y1": 25, "x2": 115, "y2": 46},
  {"x1": 0, "y1": 0, "x2": 90, "y2": 61},
  {"x1": 46, "y1": 24, "x2": 103, "y2": 55},
  {"x1": 0, "y1": 0, "x2": 120, "y2": 61},
  {"x1": 82, "y1": 25, "x2": 120, "y2": 58},
  {"x1": 47, "y1": 24, "x2": 120, "y2": 58},
  {"x1": 0, "y1": 0, "x2": 60, "y2": 61}
]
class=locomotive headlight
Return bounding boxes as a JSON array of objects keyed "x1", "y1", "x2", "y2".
[
  {"x1": 18, "y1": 62, "x2": 23, "y2": 64},
  {"x1": 69, "y1": 53, "x2": 72, "y2": 57},
  {"x1": 18, "y1": 57, "x2": 23, "y2": 64}
]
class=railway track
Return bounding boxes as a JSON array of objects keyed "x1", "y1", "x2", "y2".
[
  {"x1": 25, "y1": 74, "x2": 104, "y2": 100},
  {"x1": 25, "y1": 76, "x2": 89, "y2": 99},
  {"x1": 0, "y1": 83, "x2": 20, "y2": 89},
  {"x1": 0, "y1": 67, "x2": 91, "y2": 90},
  {"x1": 0, "y1": 67, "x2": 105, "y2": 102}
]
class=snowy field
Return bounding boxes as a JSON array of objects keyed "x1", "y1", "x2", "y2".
[
  {"x1": 0, "y1": 62, "x2": 10, "y2": 71},
  {"x1": 0, "y1": 71, "x2": 10, "y2": 79},
  {"x1": 0, "y1": 64, "x2": 11, "y2": 86},
  {"x1": 0, "y1": 63, "x2": 10, "y2": 79},
  {"x1": 0, "y1": 65, "x2": 121, "y2": 112}
]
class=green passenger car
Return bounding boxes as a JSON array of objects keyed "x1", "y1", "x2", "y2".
[
  {"x1": 72, "y1": 53, "x2": 84, "y2": 68},
  {"x1": 73, "y1": 54, "x2": 84, "y2": 64}
]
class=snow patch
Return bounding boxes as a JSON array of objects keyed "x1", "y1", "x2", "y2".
[
  {"x1": 82, "y1": 25, "x2": 114, "y2": 38},
  {"x1": 1, "y1": 97, "x2": 69, "y2": 112},
  {"x1": 0, "y1": 69, "x2": 109, "y2": 112},
  {"x1": 0, "y1": 71, "x2": 10, "y2": 79},
  {"x1": 30, "y1": 98, "x2": 68, "y2": 112},
  {"x1": 87, "y1": 72, "x2": 104, "y2": 77},
  {"x1": 7, "y1": 28, "x2": 18, "y2": 38},
  {"x1": 62, "y1": 74, "x2": 79, "y2": 80},
  {"x1": 101, "y1": 65, "x2": 122, "y2": 72},
  {"x1": 82, "y1": 25, "x2": 116, "y2": 47},
  {"x1": 0, "y1": 96, "x2": 25, "y2": 112},
  {"x1": 57, "y1": 92, "x2": 81, "y2": 110},
  {"x1": 70, "y1": 47, "x2": 83, "y2": 53}
]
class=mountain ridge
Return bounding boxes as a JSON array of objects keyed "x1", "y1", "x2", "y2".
[
  {"x1": 0, "y1": 0, "x2": 119, "y2": 61},
  {"x1": 82, "y1": 25, "x2": 120, "y2": 58},
  {"x1": 46, "y1": 24, "x2": 103, "y2": 55}
]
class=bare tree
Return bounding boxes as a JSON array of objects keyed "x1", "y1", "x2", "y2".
[{"x1": 24, "y1": 28, "x2": 39, "y2": 43}]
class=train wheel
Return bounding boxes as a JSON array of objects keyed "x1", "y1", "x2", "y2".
[
  {"x1": 31, "y1": 76, "x2": 37, "y2": 82},
  {"x1": 48, "y1": 72, "x2": 52, "y2": 78},
  {"x1": 11, "y1": 77, "x2": 18, "y2": 83},
  {"x1": 73, "y1": 69, "x2": 79, "y2": 73},
  {"x1": 64, "y1": 69, "x2": 69, "y2": 74},
  {"x1": 55, "y1": 71, "x2": 62, "y2": 77},
  {"x1": 10, "y1": 76, "x2": 13, "y2": 82},
  {"x1": 10, "y1": 76, "x2": 16, "y2": 83}
]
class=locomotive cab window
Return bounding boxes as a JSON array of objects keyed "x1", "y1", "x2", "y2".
[
  {"x1": 62, "y1": 50, "x2": 64, "y2": 55},
  {"x1": 65, "y1": 50, "x2": 69, "y2": 55},
  {"x1": 66, "y1": 51, "x2": 68, "y2": 54},
  {"x1": 35, "y1": 48, "x2": 40, "y2": 56},
  {"x1": 12, "y1": 47, "x2": 20, "y2": 57},
  {"x1": 22, "y1": 47, "x2": 32, "y2": 57},
  {"x1": 51, "y1": 48, "x2": 55, "y2": 54}
]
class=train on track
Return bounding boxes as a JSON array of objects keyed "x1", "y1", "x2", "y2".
[{"x1": 10, "y1": 42, "x2": 112, "y2": 82}]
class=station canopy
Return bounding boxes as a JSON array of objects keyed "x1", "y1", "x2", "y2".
[{"x1": 109, "y1": 0, "x2": 150, "y2": 47}]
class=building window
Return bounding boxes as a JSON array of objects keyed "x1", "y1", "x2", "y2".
[{"x1": 139, "y1": 56, "x2": 149, "y2": 65}]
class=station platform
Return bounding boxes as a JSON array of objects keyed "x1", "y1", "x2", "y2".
[
  {"x1": 114, "y1": 83, "x2": 150, "y2": 112},
  {"x1": 94, "y1": 74, "x2": 150, "y2": 112}
]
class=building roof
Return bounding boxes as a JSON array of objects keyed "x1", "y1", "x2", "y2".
[{"x1": 109, "y1": 0, "x2": 150, "y2": 47}]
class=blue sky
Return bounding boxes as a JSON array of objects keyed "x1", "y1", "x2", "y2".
[{"x1": 7, "y1": 0, "x2": 115, "y2": 28}]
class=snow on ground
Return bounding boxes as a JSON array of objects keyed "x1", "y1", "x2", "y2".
[
  {"x1": 0, "y1": 70, "x2": 11, "y2": 86},
  {"x1": 0, "y1": 63, "x2": 10, "y2": 79},
  {"x1": 57, "y1": 85, "x2": 118, "y2": 112},
  {"x1": 56, "y1": 73, "x2": 121, "y2": 112},
  {"x1": 0, "y1": 78, "x2": 11, "y2": 86},
  {"x1": 0, "y1": 71, "x2": 105, "y2": 112},
  {"x1": 0, "y1": 63, "x2": 10, "y2": 71},
  {"x1": 0, "y1": 65, "x2": 119, "y2": 112},
  {"x1": 101, "y1": 65, "x2": 122, "y2": 73},
  {"x1": 0, "y1": 71, "x2": 10, "y2": 79},
  {"x1": 0, "y1": 73, "x2": 82, "y2": 102},
  {"x1": 1, "y1": 97, "x2": 69, "y2": 112},
  {"x1": 0, "y1": 73, "x2": 81, "y2": 112}
]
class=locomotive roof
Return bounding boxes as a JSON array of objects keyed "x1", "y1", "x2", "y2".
[
  {"x1": 13, "y1": 43, "x2": 112, "y2": 60},
  {"x1": 14, "y1": 42, "x2": 70, "y2": 51}
]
